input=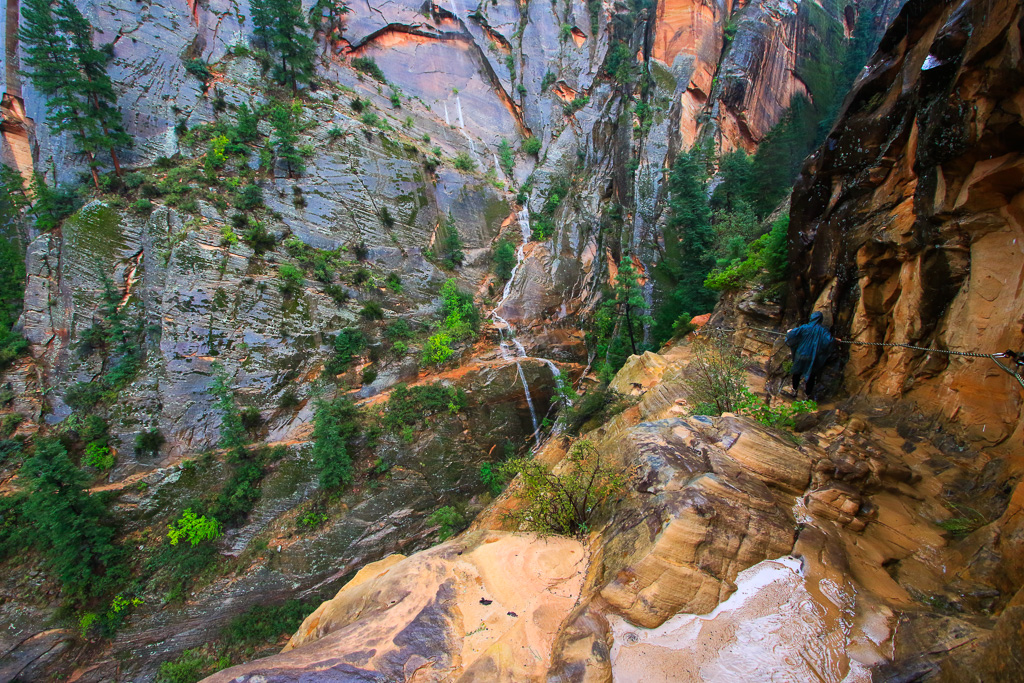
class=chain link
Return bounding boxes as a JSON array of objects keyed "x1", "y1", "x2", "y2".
[{"x1": 701, "y1": 324, "x2": 1024, "y2": 391}]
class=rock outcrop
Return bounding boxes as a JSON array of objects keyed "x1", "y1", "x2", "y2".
[
  {"x1": 206, "y1": 321, "x2": 1019, "y2": 681},
  {"x1": 788, "y1": 0, "x2": 1024, "y2": 450}
]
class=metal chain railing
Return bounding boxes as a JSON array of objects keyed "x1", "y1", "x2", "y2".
[{"x1": 702, "y1": 324, "x2": 1024, "y2": 391}]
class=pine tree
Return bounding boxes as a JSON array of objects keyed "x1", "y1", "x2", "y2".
[
  {"x1": 250, "y1": 0, "x2": 275, "y2": 50},
  {"x1": 612, "y1": 257, "x2": 649, "y2": 356},
  {"x1": 309, "y1": 0, "x2": 350, "y2": 40},
  {"x1": 272, "y1": 0, "x2": 316, "y2": 91},
  {"x1": 20, "y1": 0, "x2": 128, "y2": 187},
  {"x1": 435, "y1": 214, "x2": 464, "y2": 269},
  {"x1": 651, "y1": 150, "x2": 717, "y2": 344},
  {"x1": 270, "y1": 101, "x2": 304, "y2": 176},
  {"x1": 23, "y1": 438, "x2": 124, "y2": 603},
  {"x1": 250, "y1": 0, "x2": 316, "y2": 92},
  {"x1": 0, "y1": 165, "x2": 31, "y2": 216},
  {"x1": 54, "y1": 0, "x2": 130, "y2": 177}
]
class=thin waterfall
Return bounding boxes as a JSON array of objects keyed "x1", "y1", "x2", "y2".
[
  {"x1": 516, "y1": 363, "x2": 540, "y2": 437},
  {"x1": 491, "y1": 204, "x2": 547, "y2": 442},
  {"x1": 455, "y1": 95, "x2": 466, "y2": 129},
  {"x1": 443, "y1": 101, "x2": 450, "y2": 126}
]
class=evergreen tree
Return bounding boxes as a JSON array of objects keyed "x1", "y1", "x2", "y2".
[
  {"x1": 250, "y1": 0, "x2": 275, "y2": 50},
  {"x1": 0, "y1": 236, "x2": 28, "y2": 368},
  {"x1": 270, "y1": 101, "x2": 304, "y2": 176},
  {"x1": 54, "y1": 0, "x2": 130, "y2": 176},
  {"x1": 23, "y1": 438, "x2": 124, "y2": 603},
  {"x1": 20, "y1": 0, "x2": 128, "y2": 186},
  {"x1": 435, "y1": 214, "x2": 464, "y2": 269},
  {"x1": 0, "y1": 165, "x2": 31, "y2": 216},
  {"x1": 651, "y1": 151, "x2": 717, "y2": 344},
  {"x1": 234, "y1": 103, "x2": 260, "y2": 144},
  {"x1": 250, "y1": 0, "x2": 316, "y2": 91},
  {"x1": 611, "y1": 257, "x2": 649, "y2": 356},
  {"x1": 210, "y1": 362, "x2": 246, "y2": 451},
  {"x1": 309, "y1": 0, "x2": 350, "y2": 40},
  {"x1": 592, "y1": 256, "x2": 652, "y2": 381},
  {"x1": 311, "y1": 396, "x2": 360, "y2": 488}
]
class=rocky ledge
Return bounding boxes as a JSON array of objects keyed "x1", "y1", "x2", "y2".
[{"x1": 203, "y1": 333, "x2": 1022, "y2": 681}]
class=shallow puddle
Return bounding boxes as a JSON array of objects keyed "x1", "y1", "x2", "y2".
[{"x1": 609, "y1": 556, "x2": 888, "y2": 683}]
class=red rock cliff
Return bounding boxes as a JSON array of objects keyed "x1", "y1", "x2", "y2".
[{"x1": 788, "y1": 0, "x2": 1024, "y2": 450}]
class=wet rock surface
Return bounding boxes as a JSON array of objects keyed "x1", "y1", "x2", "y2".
[
  {"x1": 787, "y1": 0, "x2": 1024, "y2": 450},
  {"x1": 208, "y1": 328, "x2": 1020, "y2": 681}
]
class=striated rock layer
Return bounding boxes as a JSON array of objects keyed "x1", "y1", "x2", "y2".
[
  {"x1": 206, "y1": 327, "x2": 1020, "y2": 681},
  {"x1": 788, "y1": 0, "x2": 1024, "y2": 450}
]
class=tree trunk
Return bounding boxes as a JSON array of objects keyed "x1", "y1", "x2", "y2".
[
  {"x1": 625, "y1": 305, "x2": 638, "y2": 354},
  {"x1": 90, "y1": 91, "x2": 124, "y2": 177}
]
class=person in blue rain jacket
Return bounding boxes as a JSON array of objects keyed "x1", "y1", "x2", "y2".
[{"x1": 785, "y1": 312, "x2": 839, "y2": 397}]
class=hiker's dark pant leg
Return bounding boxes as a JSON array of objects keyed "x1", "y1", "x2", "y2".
[
  {"x1": 805, "y1": 370, "x2": 818, "y2": 397},
  {"x1": 791, "y1": 374, "x2": 800, "y2": 391}
]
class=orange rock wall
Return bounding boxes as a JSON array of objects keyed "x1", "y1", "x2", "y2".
[
  {"x1": 652, "y1": 0, "x2": 732, "y2": 149},
  {"x1": 788, "y1": 0, "x2": 1024, "y2": 452}
]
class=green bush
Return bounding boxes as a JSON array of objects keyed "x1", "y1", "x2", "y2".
[
  {"x1": 360, "y1": 111, "x2": 381, "y2": 127},
  {"x1": 379, "y1": 382, "x2": 467, "y2": 434},
  {"x1": 351, "y1": 56, "x2": 386, "y2": 82},
  {"x1": 498, "y1": 139, "x2": 514, "y2": 176},
  {"x1": 480, "y1": 461, "x2": 504, "y2": 495},
  {"x1": 360, "y1": 300, "x2": 385, "y2": 320},
  {"x1": 222, "y1": 599, "x2": 314, "y2": 648},
  {"x1": 235, "y1": 184, "x2": 264, "y2": 210},
  {"x1": 385, "y1": 319, "x2": 413, "y2": 340},
  {"x1": 430, "y1": 505, "x2": 467, "y2": 541},
  {"x1": 132, "y1": 198, "x2": 153, "y2": 213},
  {"x1": 84, "y1": 441, "x2": 115, "y2": 470},
  {"x1": 183, "y1": 58, "x2": 213, "y2": 84},
  {"x1": 453, "y1": 151, "x2": 476, "y2": 172},
  {"x1": 242, "y1": 220, "x2": 276, "y2": 255},
  {"x1": 563, "y1": 95, "x2": 590, "y2": 116},
  {"x1": 156, "y1": 649, "x2": 227, "y2": 683},
  {"x1": 736, "y1": 388, "x2": 816, "y2": 430},
  {"x1": 277, "y1": 264, "x2": 305, "y2": 297},
  {"x1": 421, "y1": 332, "x2": 454, "y2": 366},
  {"x1": 439, "y1": 278, "x2": 479, "y2": 340},
  {"x1": 499, "y1": 439, "x2": 624, "y2": 536},
  {"x1": 167, "y1": 508, "x2": 222, "y2": 547},
  {"x1": 522, "y1": 137, "x2": 542, "y2": 156},
  {"x1": 683, "y1": 334, "x2": 748, "y2": 416},
  {"x1": 135, "y1": 429, "x2": 165, "y2": 456}
]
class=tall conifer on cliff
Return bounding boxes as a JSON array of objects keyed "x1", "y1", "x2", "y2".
[
  {"x1": 55, "y1": 0, "x2": 130, "y2": 177},
  {"x1": 249, "y1": 0, "x2": 316, "y2": 92},
  {"x1": 19, "y1": 0, "x2": 128, "y2": 187}
]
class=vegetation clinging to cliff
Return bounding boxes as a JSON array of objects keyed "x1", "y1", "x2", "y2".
[
  {"x1": 500, "y1": 439, "x2": 625, "y2": 536},
  {"x1": 0, "y1": 236, "x2": 27, "y2": 369},
  {"x1": 651, "y1": 151, "x2": 717, "y2": 345}
]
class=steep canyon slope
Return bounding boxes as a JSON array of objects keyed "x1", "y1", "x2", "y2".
[
  {"x1": 208, "y1": 0, "x2": 1023, "y2": 680},
  {"x1": 1, "y1": 0, "x2": 995, "y2": 680}
]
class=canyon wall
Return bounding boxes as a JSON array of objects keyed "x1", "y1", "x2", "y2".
[
  {"x1": 788, "y1": 0, "x2": 1024, "y2": 452},
  {"x1": 0, "y1": 0, "x2": 918, "y2": 680}
]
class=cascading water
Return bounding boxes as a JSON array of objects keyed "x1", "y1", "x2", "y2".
[
  {"x1": 490, "y1": 205, "x2": 554, "y2": 442},
  {"x1": 454, "y1": 95, "x2": 477, "y2": 154}
]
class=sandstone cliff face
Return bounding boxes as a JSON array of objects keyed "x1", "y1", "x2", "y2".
[{"x1": 788, "y1": 0, "x2": 1024, "y2": 450}]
